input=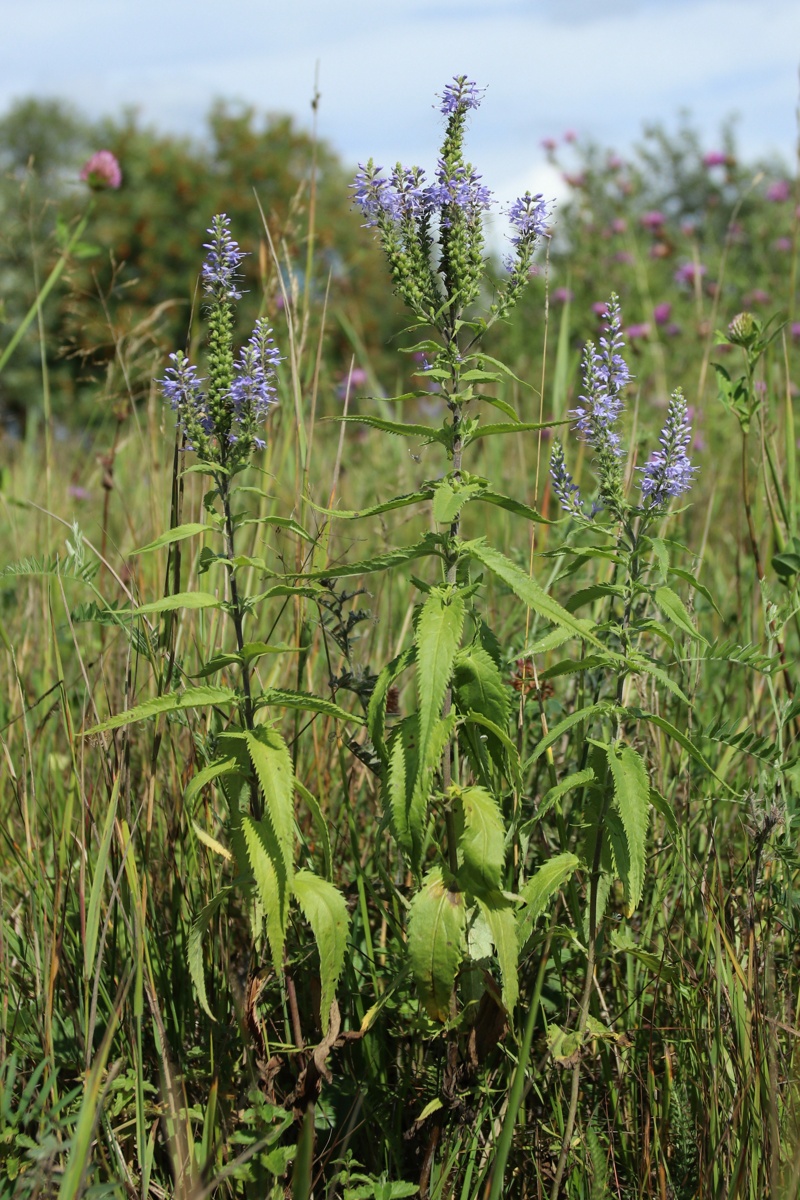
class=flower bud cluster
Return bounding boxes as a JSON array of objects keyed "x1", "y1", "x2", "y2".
[{"x1": 160, "y1": 215, "x2": 280, "y2": 469}]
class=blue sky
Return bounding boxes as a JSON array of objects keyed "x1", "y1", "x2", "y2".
[{"x1": 1, "y1": 0, "x2": 798, "y2": 208}]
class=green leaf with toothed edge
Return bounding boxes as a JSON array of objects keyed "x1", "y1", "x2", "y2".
[
  {"x1": 605, "y1": 741, "x2": 651, "y2": 917},
  {"x1": 458, "y1": 786, "x2": 506, "y2": 894},
  {"x1": 407, "y1": 868, "x2": 466, "y2": 1021},
  {"x1": 188, "y1": 888, "x2": 233, "y2": 1020},
  {"x1": 292, "y1": 870, "x2": 349, "y2": 1035},
  {"x1": 415, "y1": 588, "x2": 465, "y2": 761},
  {"x1": 81, "y1": 686, "x2": 237, "y2": 735},
  {"x1": 517, "y1": 853, "x2": 580, "y2": 946},
  {"x1": 476, "y1": 894, "x2": 519, "y2": 1014}
]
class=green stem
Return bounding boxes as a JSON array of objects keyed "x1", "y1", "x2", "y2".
[
  {"x1": 220, "y1": 478, "x2": 254, "y2": 735},
  {"x1": 0, "y1": 205, "x2": 94, "y2": 377}
]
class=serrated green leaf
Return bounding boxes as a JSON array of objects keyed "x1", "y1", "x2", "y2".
[
  {"x1": 82, "y1": 686, "x2": 236, "y2": 735},
  {"x1": 526, "y1": 767, "x2": 596, "y2": 827},
  {"x1": 524, "y1": 703, "x2": 614, "y2": 769},
  {"x1": 469, "y1": 541, "x2": 601, "y2": 648},
  {"x1": 241, "y1": 814, "x2": 289, "y2": 975},
  {"x1": 183, "y1": 757, "x2": 239, "y2": 813},
  {"x1": 324, "y1": 414, "x2": 445, "y2": 442},
  {"x1": 654, "y1": 585, "x2": 707, "y2": 644},
  {"x1": 294, "y1": 778, "x2": 332, "y2": 880},
  {"x1": 407, "y1": 868, "x2": 466, "y2": 1020},
  {"x1": 306, "y1": 490, "x2": 429, "y2": 520},
  {"x1": 259, "y1": 688, "x2": 362, "y2": 724},
  {"x1": 415, "y1": 588, "x2": 465, "y2": 759},
  {"x1": 298, "y1": 534, "x2": 441, "y2": 581},
  {"x1": 465, "y1": 419, "x2": 565, "y2": 445},
  {"x1": 668, "y1": 567, "x2": 720, "y2": 614},
  {"x1": 188, "y1": 888, "x2": 232, "y2": 1019},
  {"x1": 517, "y1": 853, "x2": 580, "y2": 944},
  {"x1": 605, "y1": 742, "x2": 650, "y2": 916},
  {"x1": 476, "y1": 894, "x2": 519, "y2": 1013},
  {"x1": 244, "y1": 728, "x2": 295, "y2": 876},
  {"x1": 628, "y1": 708, "x2": 733, "y2": 791},
  {"x1": 473, "y1": 491, "x2": 550, "y2": 524},
  {"x1": 367, "y1": 646, "x2": 415, "y2": 766},
  {"x1": 458, "y1": 786, "x2": 505, "y2": 893},
  {"x1": 292, "y1": 870, "x2": 349, "y2": 1034},
  {"x1": 130, "y1": 523, "x2": 210, "y2": 555}
]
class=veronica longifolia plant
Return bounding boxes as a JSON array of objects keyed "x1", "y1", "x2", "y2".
[
  {"x1": 348, "y1": 78, "x2": 579, "y2": 1032},
  {"x1": 86, "y1": 215, "x2": 353, "y2": 1037}
]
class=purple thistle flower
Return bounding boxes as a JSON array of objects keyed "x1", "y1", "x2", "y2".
[
  {"x1": 639, "y1": 389, "x2": 696, "y2": 508},
  {"x1": 202, "y1": 214, "x2": 247, "y2": 301},
  {"x1": 640, "y1": 210, "x2": 665, "y2": 230},
  {"x1": 505, "y1": 192, "x2": 549, "y2": 246},
  {"x1": 80, "y1": 149, "x2": 122, "y2": 190},
  {"x1": 439, "y1": 76, "x2": 485, "y2": 115},
  {"x1": 653, "y1": 302, "x2": 672, "y2": 326},
  {"x1": 674, "y1": 261, "x2": 706, "y2": 286},
  {"x1": 549, "y1": 441, "x2": 585, "y2": 519},
  {"x1": 703, "y1": 150, "x2": 728, "y2": 167},
  {"x1": 766, "y1": 179, "x2": 791, "y2": 203}
]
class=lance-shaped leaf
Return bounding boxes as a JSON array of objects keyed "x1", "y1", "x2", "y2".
[
  {"x1": 452, "y1": 643, "x2": 511, "y2": 773},
  {"x1": 517, "y1": 853, "x2": 580, "y2": 945},
  {"x1": 82, "y1": 686, "x2": 236, "y2": 735},
  {"x1": 468, "y1": 540, "x2": 602, "y2": 648},
  {"x1": 415, "y1": 588, "x2": 465, "y2": 760},
  {"x1": 367, "y1": 646, "x2": 415, "y2": 766},
  {"x1": 605, "y1": 741, "x2": 650, "y2": 917},
  {"x1": 130, "y1": 523, "x2": 210, "y2": 555},
  {"x1": 259, "y1": 688, "x2": 362, "y2": 724},
  {"x1": 407, "y1": 868, "x2": 466, "y2": 1021},
  {"x1": 188, "y1": 887, "x2": 233, "y2": 1019},
  {"x1": 654, "y1": 585, "x2": 707, "y2": 644},
  {"x1": 292, "y1": 870, "x2": 349, "y2": 1035},
  {"x1": 458, "y1": 786, "x2": 506, "y2": 894},
  {"x1": 388, "y1": 713, "x2": 457, "y2": 869},
  {"x1": 298, "y1": 534, "x2": 442, "y2": 581},
  {"x1": 244, "y1": 728, "x2": 295, "y2": 877},
  {"x1": 183, "y1": 757, "x2": 239, "y2": 814},
  {"x1": 241, "y1": 814, "x2": 290, "y2": 975},
  {"x1": 477, "y1": 894, "x2": 519, "y2": 1014},
  {"x1": 131, "y1": 591, "x2": 223, "y2": 616}
]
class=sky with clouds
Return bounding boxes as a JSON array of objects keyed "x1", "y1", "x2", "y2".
[{"x1": 1, "y1": 0, "x2": 798, "y2": 208}]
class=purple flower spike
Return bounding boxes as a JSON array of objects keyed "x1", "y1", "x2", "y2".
[
  {"x1": 439, "y1": 76, "x2": 485, "y2": 115},
  {"x1": 80, "y1": 150, "x2": 122, "y2": 190},
  {"x1": 572, "y1": 295, "x2": 631, "y2": 456},
  {"x1": 160, "y1": 352, "x2": 210, "y2": 450},
  {"x1": 639, "y1": 389, "x2": 696, "y2": 508},
  {"x1": 202, "y1": 214, "x2": 247, "y2": 301},
  {"x1": 549, "y1": 442, "x2": 585, "y2": 519}
]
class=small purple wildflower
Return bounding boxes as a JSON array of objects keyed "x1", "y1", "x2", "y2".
[
  {"x1": 774, "y1": 237, "x2": 792, "y2": 252},
  {"x1": 640, "y1": 210, "x2": 665, "y2": 230},
  {"x1": 80, "y1": 150, "x2": 122, "y2": 190},
  {"x1": 439, "y1": 76, "x2": 485, "y2": 115},
  {"x1": 202, "y1": 214, "x2": 246, "y2": 301},
  {"x1": 505, "y1": 192, "x2": 549, "y2": 245},
  {"x1": 639, "y1": 389, "x2": 695, "y2": 508},
  {"x1": 592, "y1": 301, "x2": 609, "y2": 317},
  {"x1": 68, "y1": 485, "x2": 92, "y2": 501},
  {"x1": 654, "y1": 302, "x2": 672, "y2": 326},
  {"x1": 791, "y1": 322, "x2": 800, "y2": 341},
  {"x1": 541, "y1": 137, "x2": 557, "y2": 152},
  {"x1": 553, "y1": 287, "x2": 574, "y2": 304},
  {"x1": 766, "y1": 179, "x2": 791, "y2": 203},
  {"x1": 611, "y1": 217, "x2": 627, "y2": 234},
  {"x1": 626, "y1": 322, "x2": 651, "y2": 341},
  {"x1": 614, "y1": 251, "x2": 634, "y2": 265},
  {"x1": 702, "y1": 150, "x2": 728, "y2": 167},
  {"x1": 352, "y1": 162, "x2": 393, "y2": 227},
  {"x1": 389, "y1": 164, "x2": 430, "y2": 220}
]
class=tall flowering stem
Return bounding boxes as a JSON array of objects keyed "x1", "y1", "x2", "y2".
[{"x1": 160, "y1": 214, "x2": 280, "y2": 741}]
